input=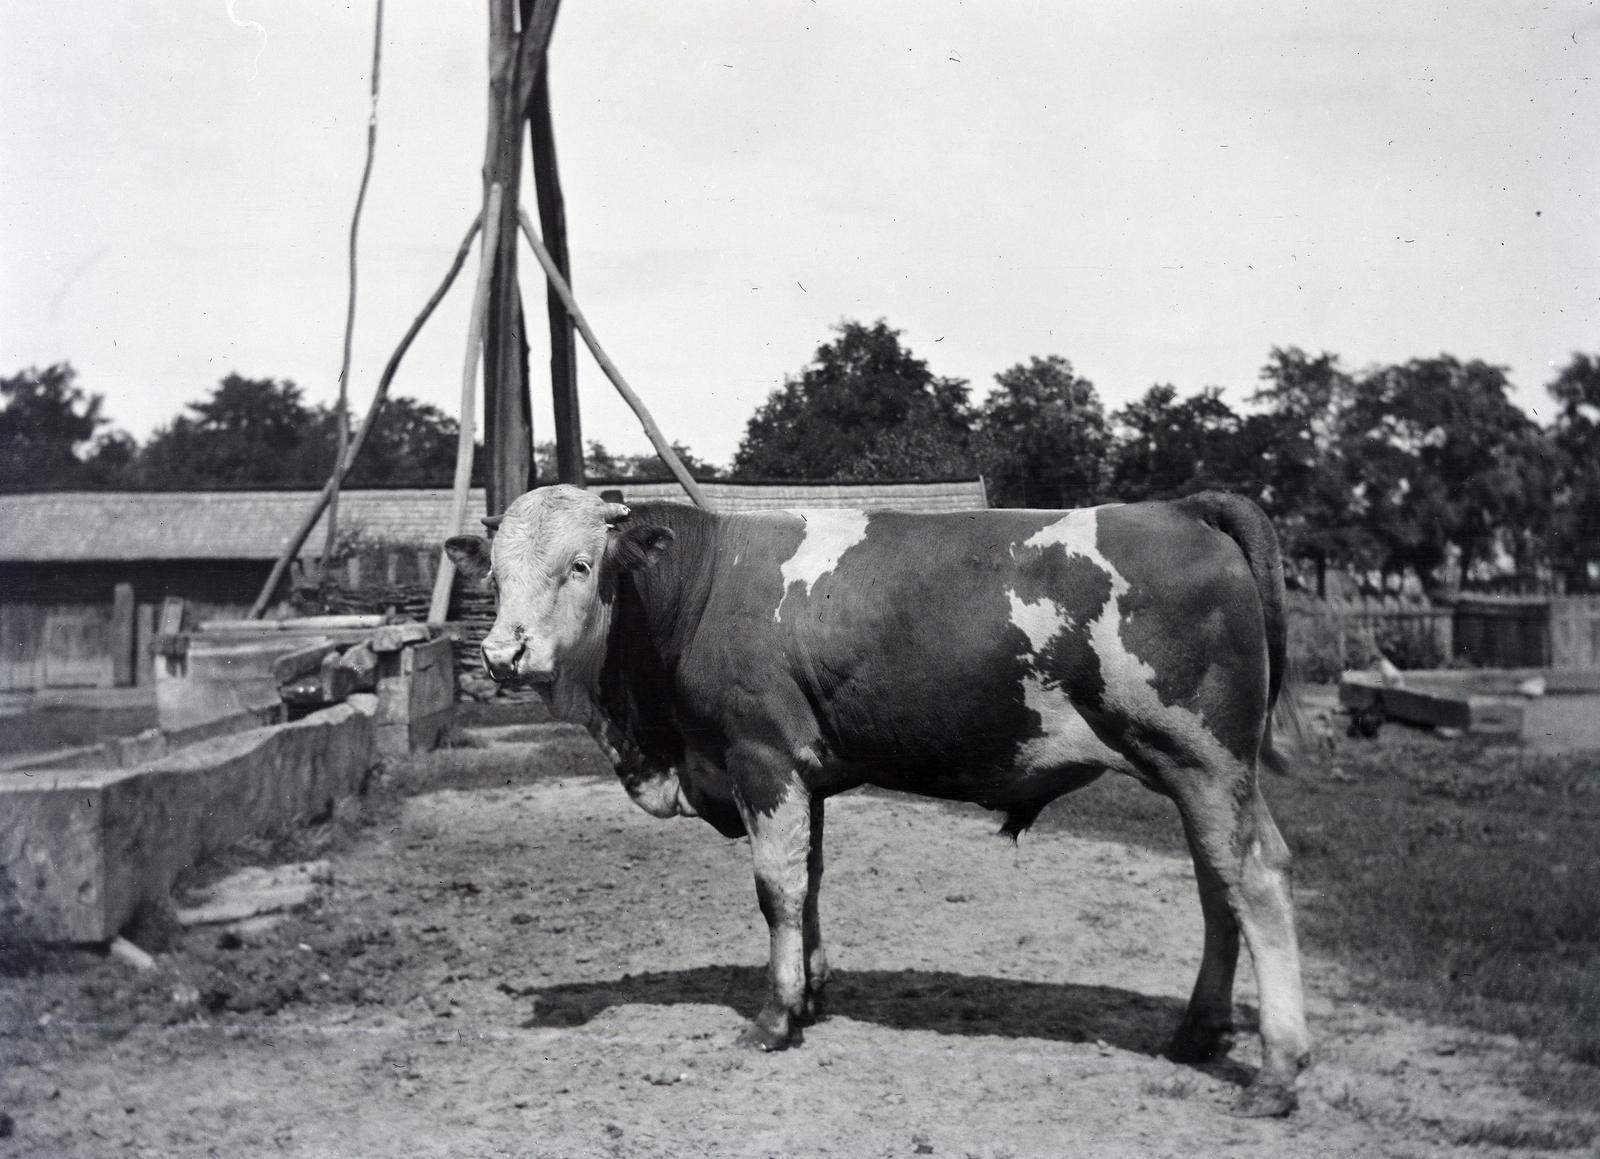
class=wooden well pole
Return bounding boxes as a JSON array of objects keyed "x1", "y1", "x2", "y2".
[
  {"x1": 529, "y1": 66, "x2": 583, "y2": 486},
  {"x1": 428, "y1": 184, "x2": 505, "y2": 624}
]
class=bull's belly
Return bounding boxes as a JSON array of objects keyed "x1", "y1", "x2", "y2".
[{"x1": 826, "y1": 676, "x2": 1144, "y2": 811}]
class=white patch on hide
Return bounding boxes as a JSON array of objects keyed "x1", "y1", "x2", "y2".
[
  {"x1": 1023, "y1": 507, "x2": 1240, "y2": 769},
  {"x1": 775, "y1": 509, "x2": 870, "y2": 622},
  {"x1": 1015, "y1": 675, "x2": 1136, "y2": 776},
  {"x1": 1008, "y1": 590, "x2": 1070, "y2": 653}
]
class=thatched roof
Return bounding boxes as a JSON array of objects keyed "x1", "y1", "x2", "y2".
[
  {"x1": 0, "y1": 479, "x2": 988, "y2": 563},
  {"x1": 593, "y1": 478, "x2": 989, "y2": 514}
]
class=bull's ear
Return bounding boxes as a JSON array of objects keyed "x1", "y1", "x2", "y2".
[
  {"x1": 610, "y1": 524, "x2": 675, "y2": 571},
  {"x1": 445, "y1": 535, "x2": 492, "y2": 583}
]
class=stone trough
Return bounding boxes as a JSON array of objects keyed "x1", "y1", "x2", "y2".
[
  {"x1": 1, "y1": 698, "x2": 376, "y2": 944},
  {"x1": 1, "y1": 615, "x2": 457, "y2": 946}
]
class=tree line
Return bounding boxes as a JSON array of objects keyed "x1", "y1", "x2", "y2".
[
  {"x1": 4, "y1": 322, "x2": 1597, "y2": 593},
  {"x1": 728, "y1": 320, "x2": 1598, "y2": 595}
]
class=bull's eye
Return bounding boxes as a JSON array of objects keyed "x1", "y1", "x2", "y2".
[{"x1": 572, "y1": 559, "x2": 592, "y2": 579}]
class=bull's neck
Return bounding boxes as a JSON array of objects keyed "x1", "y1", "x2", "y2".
[
  {"x1": 612, "y1": 501, "x2": 719, "y2": 670},
  {"x1": 555, "y1": 502, "x2": 720, "y2": 778}
]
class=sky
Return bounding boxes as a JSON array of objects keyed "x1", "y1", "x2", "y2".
[{"x1": 3, "y1": 0, "x2": 1596, "y2": 470}]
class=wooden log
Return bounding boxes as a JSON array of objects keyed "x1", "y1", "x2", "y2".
[
  {"x1": 338, "y1": 640, "x2": 380, "y2": 690},
  {"x1": 112, "y1": 583, "x2": 136, "y2": 687},
  {"x1": 429, "y1": 183, "x2": 505, "y2": 624},
  {"x1": 370, "y1": 623, "x2": 431, "y2": 653},
  {"x1": 243, "y1": 212, "x2": 484, "y2": 619},
  {"x1": 1339, "y1": 671, "x2": 1524, "y2": 736},
  {"x1": 270, "y1": 639, "x2": 340, "y2": 685},
  {"x1": 518, "y1": 210, "x2": 711, "y2": 510}
]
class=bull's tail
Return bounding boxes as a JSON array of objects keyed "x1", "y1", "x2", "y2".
[{"x1": 1175, "y1": 491, "x2": 1303, "y2": 775}]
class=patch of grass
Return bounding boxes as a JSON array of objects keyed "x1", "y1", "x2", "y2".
[
  {"x1": 1450, "y1": 1119, "x2": 1597, "y2": 1150},
  {"x1": 1139, "y1": 1074, "x2": 1195, "y2": 1099},
  {"x1": 1029, "y1": 722, "x2": 1600, "y2": 1074}
]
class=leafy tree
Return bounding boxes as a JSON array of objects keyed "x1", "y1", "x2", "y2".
[
  {"x1": 1343, "y1": 356, "x2": 1549, "y2": 588},
  {"x1": 335, "y1": 396, "x2": 465, "y2": 488},
  {"x1": 977, "y1": 355, "x2": 1108, "y2": 508},
  {"x1": 137, "y1": 374, "x2": 320, "y2": 486},
  {"x1": 1547, "y1": 352, "x2": 1600, "y2": 590},
  {"x1": 0, "y1": 363, "x2": 130, "y2": 488},
  {"x1": 732, "y1": 319, "x2": 975, "y2": 480},
  {"x1": 1107, "y1": 384, "x2": 1267, "y2": 502},
  {"x1": 1248, "y1": 348, "x2": 1377, "y2": 591}
]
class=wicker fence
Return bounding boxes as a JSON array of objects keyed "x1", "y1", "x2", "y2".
[{"x1": 1286, "y1": 593, "x2": 1453, "y2": 683}]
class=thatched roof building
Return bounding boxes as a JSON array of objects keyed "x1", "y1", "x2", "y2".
[{"x1": 0, "y1": 479, "x2": 989, "y2": 563}]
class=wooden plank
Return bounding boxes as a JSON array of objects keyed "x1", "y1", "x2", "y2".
[
  {"x1": 270, "y1": 639, "x2": 339, "y2": 685},
  {"x1": 0, "y1": 604, "x2": 44, "y2": 692},
  {"x1": 112, "y1": 583, "x2": 136, "y2": 687},
  {"x1": 158, "y1": 597, "x2": 186, "y2": 636},
  {"x1": 135, "y1": 603, "x2": 156, "y2": 688},
  {"x1": 43, "y1": 606, "x2": 114, "y2": 689},
  {"x1": 1339, "y1": 671, "x2": 1524, "y2": 736}
]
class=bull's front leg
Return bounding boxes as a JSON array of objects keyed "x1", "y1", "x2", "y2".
[{"x1": 732, "y1": 756, "x2": 815, "y2": 1051}]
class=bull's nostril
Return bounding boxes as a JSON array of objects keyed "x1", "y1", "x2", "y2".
[{"x1": 481, "y1": 642, "x2": 525, "y2": 683}]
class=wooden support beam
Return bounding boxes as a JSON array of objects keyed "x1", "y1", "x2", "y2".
[
  {"x1": 529, "y1": 68, "x2": 582, "y2": 486},
  {"x1": 429, "y1": 183, "x2": 504, "y2": 625},
  {"x1": 481, "y1": 0, "x2": 534, "y2": 516},
  {"x1": 519, "y1": 210, "x2": 711, "y2": 510}
]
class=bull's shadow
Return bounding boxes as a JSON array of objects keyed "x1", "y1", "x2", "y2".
[{"x1": 515, "y1": 965, "x2": 1212, "y2": 1059}]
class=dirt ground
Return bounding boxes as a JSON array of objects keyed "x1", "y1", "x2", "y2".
[{"x1": 3, "y1": 739, "x2": 1599, "y2": 1158}]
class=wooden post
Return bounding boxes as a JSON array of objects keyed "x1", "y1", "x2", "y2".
[
  {"x1": 429, "y1": 183, "x2": 505, "y2": 625},
  {"x1": 518, "y1": 211, "x2": 712, "y2": 510},
  {"x1": 529, "y1": 69, "x2": 582, "y2": 486},
  {"x1": 135, "y1": 603, "x2": 155, "y2": 687},
  {"x1": 482, "y1": 0, "x2": 533, "y2": 517},
  {"x1": 111, "y1": 583, "x2": 136, "y2": 687},
  {"x1": 245, "y1": 214, "x2": 483, "y2": 618}
]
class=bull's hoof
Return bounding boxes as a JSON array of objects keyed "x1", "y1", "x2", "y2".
[
  {"x1": 736, "y1": 1021, "x2": 796, "y2": 1052},
  {"x1": 1165, "y1": 1019, "x2": 1233, "y2": 1064},
  {"x1": 1232, "y1": 1079, "x2": 1298, "y2": 1118},
  {"x1": 796, "y1": 990, "x2": 828, "y2": 1027}
]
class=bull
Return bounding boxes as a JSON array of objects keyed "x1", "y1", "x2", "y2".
[{"x1": 445, "y1": 484, "x2": 1310, "y2": 1115}]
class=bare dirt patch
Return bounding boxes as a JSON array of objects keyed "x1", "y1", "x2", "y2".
[{"x1": 3, "y1": 759, "x2": 1597, "y2": 1158}]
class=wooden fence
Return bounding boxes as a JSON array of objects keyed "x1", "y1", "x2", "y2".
[{"x1": 1285, "y1": 594, "x2": 1453, "y2": 681}]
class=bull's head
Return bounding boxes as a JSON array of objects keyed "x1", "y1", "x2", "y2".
[
  {"x1": 444, "y1": 484, "x2": 672, "y2": 686},
  {"x1": 444, "y1": 485, "x2": 691, "y2": 819}
]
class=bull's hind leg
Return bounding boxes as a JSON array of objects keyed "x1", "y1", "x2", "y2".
[
  {"x1": 799, "y1": 794, "x2": 830, "y2": 1025},
  {"x1": 1168, "y1": 769, "x2": 1310, "y2": 1117},
  {"x1": 732, "y1": 764, "x2": 815, "y2": 1051},
  {"x1": 1167, "y1": 855, "x2": 1240, "y2": 1064}
]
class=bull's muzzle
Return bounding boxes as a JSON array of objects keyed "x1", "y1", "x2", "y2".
[{"x1": 480, "y1": 640, "x2": 552, "y2": 685}]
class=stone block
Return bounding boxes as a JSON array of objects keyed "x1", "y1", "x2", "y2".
[{"x1": 0, "y1": 696, "x2": 376, "y2": 944}]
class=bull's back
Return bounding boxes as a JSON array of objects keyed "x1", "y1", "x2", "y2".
[{"x1": 683, "y1": 502, "x2": 1269, "y2": 779}]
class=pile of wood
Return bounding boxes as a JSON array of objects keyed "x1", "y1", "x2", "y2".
[{"x1": 272, "y1": 621, "x2": 437, "y2": 710}]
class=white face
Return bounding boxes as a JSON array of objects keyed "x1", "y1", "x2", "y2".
[{"x1": 445, "y1": 485, "x2": 619, "y2": 685}]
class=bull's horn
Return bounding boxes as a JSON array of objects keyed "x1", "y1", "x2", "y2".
[
  {"x1": 601, "y1": 502, "x2": 632, "y2": 525},
  {"x1": 481, "y1": 515, "x2": 504, "y2": 531}
]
